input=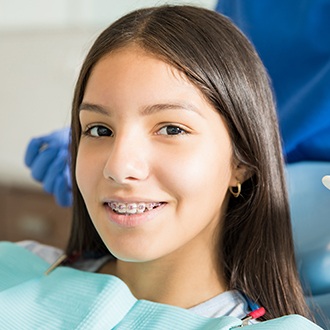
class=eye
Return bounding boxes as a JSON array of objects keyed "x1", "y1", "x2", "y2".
[
  {"x1": 157, "y1": 125, "x2": 187, "y2": 136},
  {"x1": 85, "y1": 125, "x2": 113, "y2": 137}
]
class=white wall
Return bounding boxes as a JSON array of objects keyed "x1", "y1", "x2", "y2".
[{"x1": 0, "y1": 0, "x2": 217, "y2": 186}]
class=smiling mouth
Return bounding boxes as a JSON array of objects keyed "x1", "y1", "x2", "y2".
[{"x1": 107, "y1": 202, "x2": 164, "y2": 215}]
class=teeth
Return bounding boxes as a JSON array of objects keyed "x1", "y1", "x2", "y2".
[
  {"x1": 137, "y1": 203, "x2": 146, "y2": 213},
  {"x1": 126, "y1": 203, "x2": 137, "y2": 214},
  {"x1": 146, "y1": 203, "x2": 154, "y2": 211},
  {"x1": 109, "y1": 202, "x2": 162, "y2": 214}
]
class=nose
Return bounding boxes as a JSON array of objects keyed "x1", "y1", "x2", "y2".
[{"x1": 103, "y1": 133, "x2": 149, "y2": 184}]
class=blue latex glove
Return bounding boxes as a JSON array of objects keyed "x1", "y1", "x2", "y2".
[{"x1": 24, "y1": 128, "x2": 72, "y2": 207}]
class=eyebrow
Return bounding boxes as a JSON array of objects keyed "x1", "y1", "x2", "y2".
[
  {"x1": 141, "y1": 103, "x2": 204, "y2": 118},
  {"x1": 79, "y1": 102, "x2": 204, "y2": 118},
  {"x1": 79, "y1": 103, "x2": 110, "y2": 115}
]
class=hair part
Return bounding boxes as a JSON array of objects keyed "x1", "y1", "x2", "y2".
[{"x1": 67, "y1": 5, "x2": 311, "y2": 320}]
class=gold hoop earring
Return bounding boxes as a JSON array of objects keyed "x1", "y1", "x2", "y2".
[{"x1": 229, "y1": 181, "x2": 241, "y2": 198}]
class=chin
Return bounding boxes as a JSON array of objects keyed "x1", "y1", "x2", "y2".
[
  {"x1": 112, "y1": 252, "x2": 157, "y2": 263},
  {"x1": 105, "y1": 243, "x2": 160, "y2": 263}
]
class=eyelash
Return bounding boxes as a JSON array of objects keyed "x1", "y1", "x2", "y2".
[
  {"x1": 156, "y1": 124, "x2": 189, "y2": 136},
  {"x1": 82, "y1": 124, "x2": 189, "y2": 138},
  {"x1": 83, "y1": 125, "x2": 113, "y2": 138}
]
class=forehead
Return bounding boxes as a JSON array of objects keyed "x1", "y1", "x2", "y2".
[
  {"x1": 83, "y1": 45, "x2": 212, "y2": 109},
  {"x1": 89, "y1": 45, "x2": 189, "y2": 86}
]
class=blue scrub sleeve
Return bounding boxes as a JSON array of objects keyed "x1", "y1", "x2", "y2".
[{"x1": 216, "y1": 0, "x2": 330, "y2": 163}]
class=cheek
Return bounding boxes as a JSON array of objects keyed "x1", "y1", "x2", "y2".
[
  {"x1": 158, "y1": 142, "x2": 233, "y2": 202},
  {"x1": 75, "y1": 146, "x2": 101, "y2": 199},
  {"x1": 75, "y1": 149, "x2": 88, "y2": 198}
]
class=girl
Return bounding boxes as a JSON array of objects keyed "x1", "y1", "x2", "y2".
[
  {"x1": 67, "y1": 4, "x2": 309, "y2": 321},
  {"x1": 12, "y1": 4, "x2": 322, "y2": 328}
]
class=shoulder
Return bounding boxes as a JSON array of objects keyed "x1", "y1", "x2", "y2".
[
  {"x1": 16, "y1": 240, "x2": 63, "y2": 265},
  {"x1": 16, "y1": 240, "x2": 112, "y2": 273},
  {"x1": 189, "y1": 290, "x2": 249, "y2": 319}
]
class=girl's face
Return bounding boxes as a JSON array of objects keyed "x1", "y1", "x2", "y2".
[{"x1": 76, "y1": 46, "x2": 241, "y2": 263}]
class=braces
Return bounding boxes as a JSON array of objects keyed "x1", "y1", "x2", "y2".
[{"x1": 109, "y1": 202, "x2": 162, "y2": 214}]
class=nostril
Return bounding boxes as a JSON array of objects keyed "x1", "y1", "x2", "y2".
[
  {"x1": 103, "y1": 160, "x2": 149, "y2": 183},
  {"x1": 102, "y1": 138, "x2": 149, "y2": 183}
]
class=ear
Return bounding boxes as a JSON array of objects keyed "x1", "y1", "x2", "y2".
[{"x1": 229, "y1": 162, "x2": 252, "y2": 187}]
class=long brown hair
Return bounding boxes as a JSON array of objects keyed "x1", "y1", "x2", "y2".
[{"x1": 67, "y1": 5, "x2": 311, "y2": 320}]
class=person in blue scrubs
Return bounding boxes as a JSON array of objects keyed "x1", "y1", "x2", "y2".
[{"x1": 216, "y1": 0, "x2": 330, "y2": 163}]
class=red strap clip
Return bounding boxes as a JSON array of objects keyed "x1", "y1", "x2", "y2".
[{"x1": 241, "y1": 307, "x2": 266, "y2": 326}]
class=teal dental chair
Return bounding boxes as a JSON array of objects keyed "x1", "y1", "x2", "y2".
[{"x1": 286, "y1": 161, "x2": 330, "y2": 329}]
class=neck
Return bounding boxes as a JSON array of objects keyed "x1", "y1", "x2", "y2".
[{"x1": 100, "y1": 239, "x2": 227, "y2": 308}]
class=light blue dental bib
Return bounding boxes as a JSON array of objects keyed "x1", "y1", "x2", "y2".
[{"x1": 0, "y1": 242, "x2": 322, "y2": 329}]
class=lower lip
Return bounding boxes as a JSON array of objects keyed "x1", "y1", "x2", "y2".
[{"x1": 104, "y1": 203, "x2": 166, "y2": 228}]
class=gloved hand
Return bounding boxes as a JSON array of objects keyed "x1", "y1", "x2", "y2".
[{"x1": 24, "y1": 127, "x2": 72, "y2": 207}]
